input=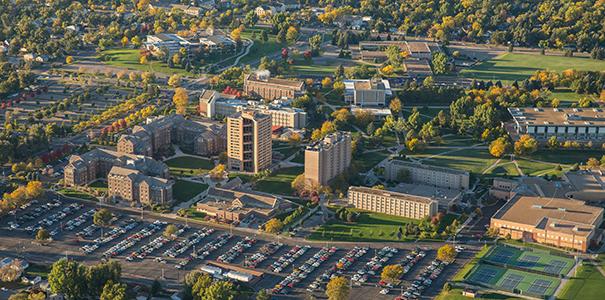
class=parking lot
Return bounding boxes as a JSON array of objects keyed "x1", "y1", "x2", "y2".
[{"x1": 0, "y1": 195, "x2": 477, "y2": 298}]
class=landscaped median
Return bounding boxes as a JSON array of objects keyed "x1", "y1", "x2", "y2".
[{"x1": 307, "y1": 208, "x2": 463, "y2": 242}]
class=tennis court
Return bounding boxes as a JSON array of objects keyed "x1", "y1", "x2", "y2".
[
  {"x1": 467, "y1": 256, "x2": 562, "y2": 297},
  {"x1": 484, "y1": 244, "x2": 574, "y2": 276}
]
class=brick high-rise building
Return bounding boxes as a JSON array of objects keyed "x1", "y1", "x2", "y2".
[
  {"x1": 227, "y1": 111, "x2": 272, "y2": 173},
  {"x1": 304, "y1": 131, "x2": 352, "y2": 185}
]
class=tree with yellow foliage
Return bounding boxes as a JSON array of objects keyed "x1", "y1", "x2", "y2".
[
  {"x1": 389, "y1": 98, "x2": 402, "y2": 115},
  {"x1": 322, "y1": 77, "x2": 333, "y2": 88},
  {"x1": 168, "y1": 74, "x2": 181, "y2": 87},
  {"x1": 208, "y1": 164, "x2": 226, "y2": 180},
  {"x1": 121, "y1": 36, "x2": 129, "y2": 48},
  {"x1": 325, "y1": 276, "x2": 350, "y2": 300},
  {"x1": 25, "y1": 181, "x2": 44, "y2": 199},
  {"x1": 264, "y1": 218, "x2": 284, "y2": 234},
  {"x1": 489, "y1": 137, "x2": 510, "y2": 158},
  {"x1": 381, "y1": 265, "x2": 404, "y2": 284},
  {"x1": 136, "y1": 0, "x2": 150, "y2": 11},
  {"x1": 230, "y1": 26, "x2": 243, "y2": 43},
  {"x1": 139, "y1": 55, "x2": 148, "y2": 65},
  {"x1": 437, "y1": 244, "x2": 456, "y2": 263},
  {"x1": 381, "y1": 65, "x2": 395, "y2": 75},
  {"x1": 514, "y1": 134, "x2": 538, "y2": 155},
  {"x1": 173, "y1": 88, "x2": 189, "y2": 115},
  {"x1": 65, "y1": 56, "x2": 74, "y2": 64}
]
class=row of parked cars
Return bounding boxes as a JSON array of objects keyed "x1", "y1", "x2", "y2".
[
  {"x1": 103, "y1": 220, "x2": 166, "y2": 258},
  {"x1": 164, "y1": 227, "x2": 214, "y2": 258},
  {"x1": 80, "y1": 218, "x2": 139, "y2": 254},
  {"x1": 352, "y1": 246, "x2": 399, "y2": 285},
  {"x1": 128, "y1": 225, "x2": 187, "y2": 261},
  {"x1": 178, "y1": 233, "x2": 232, "y2": 269},
  {"x1": 217, "y1": 237, "x2": 256, "y2": 264},
  {"x1": 7, "y1": 200, "x2": 60, "y2": 229},
  {"x1": 244, "y1": 242, "x2": 283, "y2": 269},
  {"x1": 398, "y1": 247, "x2": 462, "y2": 300},
  {"x1": 269, "y1": 245, "x2": 311, "y2": 273},
  {"x1": 272, "y1": 246, "x2": 337, "y2": 295},
  {"x1": 378, "y1": 249, "x2": 427, "y2": 295},
  {"x1": 64, "y1": 208, "x2": 96, "y2": 232},
  {"x1": 308, "y1": 246, "x2": 369, "y2": 292}
]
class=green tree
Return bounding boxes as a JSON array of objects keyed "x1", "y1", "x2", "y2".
[
  {"x1": 100, "y1": 281, "x2": 127, "y2": 300},
  {"x1": 203, "y1": 281, "x2": 235, "y2": 300},
  {"x1": 256, "y1": 289, "x2": 270, "y2": 300},
  {"x1": 86, "y1": 261, "x2": 121, "y2": 298},
  {"x1": 35, "y1": 228, "x2": 50, "y2": 242},
  {"x1": 309, "y1": 34, "x2": 323, "y2": 54},
  {"x1": 164, "y1": 224, "x2": 178, "y2": 238},
  {"x1": 431, "y1": 52, "x2": 448, "y2": 75},
  {"x1": 94, "y1": 208, "x2": 113, "y2": 227},
  {"x1": 48, "y1": 258, "x2": 87, "y2": 300}
]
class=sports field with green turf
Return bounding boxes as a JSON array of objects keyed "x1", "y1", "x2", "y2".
[
  {"x1": 558, "y1": 263, "x2": 605, "y2": 300},
  {"x1": 461, "y1": 53, "x2": 605, "y2": 83}
]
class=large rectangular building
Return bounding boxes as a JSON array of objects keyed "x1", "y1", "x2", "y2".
[
  {"x1": 344, "y1": 79, "x2": 392, "y2": 107},
  {"x1": 107, "y1": 166, "x2": 173, "y2": 205},
  {"x1": 244, "y1": 71, "x2": 305, "y2": 100},
  {"x1": 348, "y1": 186, "x2": 438, "y2": 219},
  {"x1": 508, "y1": 107, "x2": 605, "y2": 141},
  {"x1": 385, "y1": 160, "x2": 470, "y2": 190},
  {"x1": 199, "y1": 90, "x2": 307, "y2": 129},
  {"x1": 304, "y1": 131, "x2": 352, "y2": 185},
  {"x1": 490, "y1": 195, "x2": 603, "y2": 252},
  {"x1": 227, "y1": 111, "x2": 272, "y2": 173}
]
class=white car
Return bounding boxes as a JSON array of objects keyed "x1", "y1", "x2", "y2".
[{"x1": 379, "y1": 288, "x2": 389, "y2": 295}]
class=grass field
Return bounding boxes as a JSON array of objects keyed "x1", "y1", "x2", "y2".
[
  {"x1": 57, "y1": 188, "x2": 98, "y2": 201},
  {"x1": 436, "y1": 288, "x2": 522, "y2": 300},
  {"x1": 89, "y1": 180, "x2": 108, "y2": 192},
  {"x1": 253, "y1": 166, "x2": 303, "y2": 195},
  {"x1": 239, "y1": 30, "x2": 285, "y2": 65},
  {"x1": 307, "y1": 209, "x2": 420, "y2": 242},
  {"x1": 355, "y1": 150, "x2": 391, "y2": 173},
  {"x1": 99, "y1": 49, "x2": 193, "y2": 76},
  {"x1": 409, "y1": 147, "x2": 495, "y2": 174},
  {"x1": 165, "y1": 156, "x2": 215, "y2": 176},
  {"x1": 172, "y1": 180, "x2": 209, "y2": 203},
  {"x1": 558, "y1": 263, "x2": 605, "y2": 300},
  {"x1": 461, "y1": 53, "x2": 605, "y2": 83},
  {"x1": 483, "y1": 244, "x2": 574, "y2": 276},
  {"x1": 467, "y1": 263, "x2": 560, "y2": 297}
]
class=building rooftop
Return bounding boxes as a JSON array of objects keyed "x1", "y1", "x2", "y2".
[
  {"x1": 493, "y1": 196, "x2": 603, "y2": 236},
  {"x1": 245, "y1": 74, "x2": 305, "y2": 89},
  {"x1": 348, "y1": 186, "x2": 436, "y2": 205},
  {"x1": 389, "y1": 159, "x2": 470, "y2": 176},
  {"x1": 508, "y1": 107, "x2": 605, "y2": 126},
  {"x1": 306, "y1": 131, "x2": 350, "y2": 151}
]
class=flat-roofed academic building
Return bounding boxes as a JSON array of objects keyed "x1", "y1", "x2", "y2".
[
  {"x1": 508, "y1": 107, "x2": 605, "y2": 141},
  {"x1": 490, "y1": 195, "x2": 604, "y2": 252},
  {"x1": 348, "y1": 186, "x2": 438, "y2": 219},
  {"x1": 244, "y1": 71, "x2": 305, "y2": 100},
  {"x1": 385, "y1": 160, "x2": 470, "y2": 190}
]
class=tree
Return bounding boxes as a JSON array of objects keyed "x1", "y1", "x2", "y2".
[
  {"x1": 264, "y1": 218, "x2": 284, "y2": 233},
  {"x1": 385, "y1": 45, "x2": 402, "y2": 66},
  {"x1": 131, "y1": 36, "x2": 142, "y2": 47},
  {"x1": 25, "y1": 181, "x2": 43, "y2": 198},
  {"x1": 120, "y1": 37, "x2": 129, "y2": 48},
  {"x1": 164, "y1": 224, "x2": 178, "y2": 239},
  {"x1": 49, "y1": 258, "x2": 87, "y2": 300},
  {"x1": 230, "y1": 27, "x2": 243, "y2": 43},
  {"x1": 0, "y1": 260, "x2": 23, "y2": 282},
  {"x1": 256, "y1": 289, "x2": 270, "y2": 300},
  {"x1": 139, "y1": 55, "x2": 148, "y2": 65},
  {"x1": 514, "y1": 134, "x2": 538, "y2": 155},
  {"x1": 208, "y1": 164, "x2": 226, "y2": 180},
  {"x1": 86, "y1": 261, "x2": 121, "y2": 298},
  {"x1": 587, "y1": 157, "x2": 600, "y2": 168},
  {"x1": 389, "y1": 98, "x2": 402, "y2": 115},
  {"x1": 65, "y1": 56, "x2": 74, "y2": 64},
  {"x1": 489, "y1": 137, "x2": 509, "y2": 158},
  {"x1": 326, "y1": 276, "x2": 350, "y2": 300},
  {"x1": 547, "y1": 136, "x2": 559, "y2": 148},
  {"x1": 129, "y1": 72, "x2": 139, "y2": 82},
  {"x1": 28, "y1": 292, "x2": 46, "y2": 300},
  {"x1": 261, "y1": 30, "x2": 268, "y2": 43},
  {"x1": 94, "y1": 208, "x2": 113, "y2": 228},
  {"x1": 203, "y1": 281, "x2": 235, "y2": 300},
  {"x1": 141, "y1": 72, "x2": 155, "y2": 84},
  {"x1": 173, "y1": 87, "x2": 189, "y2": 115},
  {"x1": 381, "y1": 264, "x2": 404, "y2": 284},
  {"x1": 100, "y1": 281, "x2": 127, "y2": 300},
  {"x1": 168, "y1": 74, "x2": 182, "y2": 87},
  {"x1": 309, "y1": 34, "x2": 323, "y2": 54},
  {"x1": 36, "y1": 228, "x2": 50, "y2": 243},
  {"x1": 151, "y1": 279, "x2": 162, "y2": 296},
  {"x1": 322, "y1": 77, "x2": 333, "y2": 89},
  {"x1": 286, "y1": 26, "x2": 299, "y2": 45},
  {"x1": 431, "y1": 52, "x2": 448, "y2": 74},
  {"x1": 437, "y1": 244, "x2": 456, "y2": 263}
]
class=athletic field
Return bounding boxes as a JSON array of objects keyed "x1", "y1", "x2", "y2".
[
  {"x1": 484, "y1": 244, "x2": 574, "y2": 276},
  {"x1": 467, "y1": 263, "x2": 560, "y2": 297}
]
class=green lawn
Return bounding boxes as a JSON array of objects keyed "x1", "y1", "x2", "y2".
[
  {"x1": 558, "y1": 263, "x2": 605, "y2": 300},
  {"x1": 239, "y1": 30, "x2": 285, "y2": 65},
  {"x1": 99, "y1": 48, "x2": 193, "y2": 76},
  {"x1": 355, "y1": 150, "x2": 391, "y2": 173},
  {"x1": 172, "y1": 180, "x2": 209, "y2": 203},
  {"x1": 89, "y1": 180, "x2": 108, "y2": 192},
  {"x1": 308, "y1": 209, "x2": 421, "y2": 242},
  {"x1": 461, "y1": 53, "x2": 605, "y2": 83},
  {"x1": 57, "y1": 188, "x2": 97, "y2": 201},
  {"x1": 253, "y1": 166, "x2": 303, "y2": 195},
  {"x1": 291, "y1": 151, "x2": 305, "y2": 164},
  {"x1": 523, "y1": 150, "x2": 604, "y2": 166},
  {"x1": 26, "y1": 263, "x2": 51, "y2": 279},
  {"x1": 436, "y1": 288, "x2": 522, "y2": 300},
  {"x1": 409, "y1": 147, "x2": 495, "y2": 174},
  {"x1": 165, "y1": 156, "x2": 215, "y2": 177}
]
